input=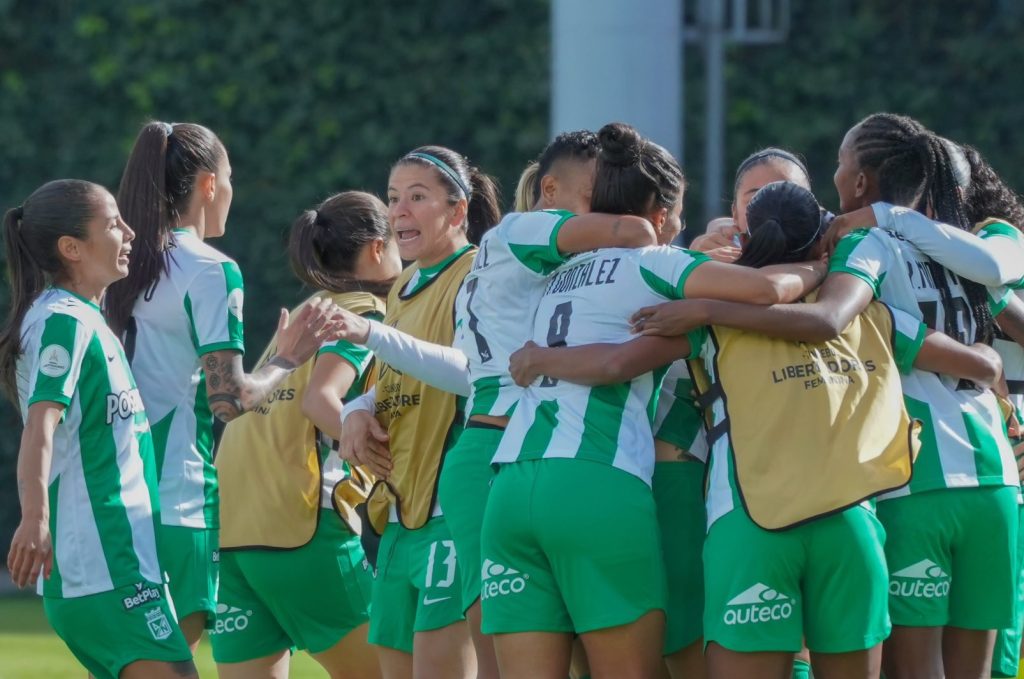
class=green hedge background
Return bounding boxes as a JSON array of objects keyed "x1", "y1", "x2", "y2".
[{"x1": 2, "y1": 0, "x2": 1023, "y2": 554}]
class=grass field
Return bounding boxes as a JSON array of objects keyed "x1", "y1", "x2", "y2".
[{"x1": 0, "y1": 595, "x2": 325, "y2": 678}]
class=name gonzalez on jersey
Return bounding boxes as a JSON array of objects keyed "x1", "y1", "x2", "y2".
[{"x1": 106, "y1": 388, "x2": 145, "y2": 424}]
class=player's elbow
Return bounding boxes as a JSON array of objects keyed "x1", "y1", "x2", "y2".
[{"x1": 619, "y1": 217, "x2": 658, "y2": 248}]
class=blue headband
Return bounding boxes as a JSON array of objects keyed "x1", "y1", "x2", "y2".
[{"x1": 404, "y1": 152, "x2": 471, "y2": 198}]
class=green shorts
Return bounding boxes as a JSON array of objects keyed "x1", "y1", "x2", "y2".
[
  {"x1": 436, "y1": 423, "x2": 501, "y2": 613},
  {"x1": 209, "y1": 511, "x2": 372, "y2": 663},
  {"x1": 44, "y1": 581, "x2": 191, "y2": 679},
  {"x1": 877, "y1": 485, "x2": 1018, "y2": 631},
  {"x1": 157, "y1": 524, "x2": 218, "y2": 623},
  {"x1": 480, "y1": 458, "x2": 666, "y2": 635},
  {"x1": 703, "y1": 505, "x2": 889, "y2": 654},
  {"x1": 994, "y1": 501, "x2": 1024, "y2": 677},
  {"x1": 368, "y1": 515, "x2": 466, "y2": 653},
  {"x1": 653, "y1": 460, "x2": 706, "y2": 655}
]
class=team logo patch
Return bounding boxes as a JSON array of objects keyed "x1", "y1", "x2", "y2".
[
  {"x1": 227, "y1": 288, "x2": 244, "y2": 322},
  {"x1": 145, "y1": 607, "x2": 173, "y2": 640},
  {"x1": 39, "y1": 344, "x2": 71, "y2": 378},
  {"x1": 480, "y1": 558, "x2": 529, "y2": 599},
  {"x1": 723, "y1": 582, "x2": 794, "y2": 625},
  {"x1": 889, "y1": 559, "x2": 951, "y2": 599}
]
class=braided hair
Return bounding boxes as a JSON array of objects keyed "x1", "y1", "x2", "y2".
[
  {"x1": 961, "y1": 144, "x2": 1024, "y2": 230},
  {"x1": 851, "y1": 113, "x2": 993, "y2": 345}
]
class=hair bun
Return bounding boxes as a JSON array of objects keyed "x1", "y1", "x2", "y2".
[{"x1": 598, "y1": 122, "x2": 644, "y2": 167}]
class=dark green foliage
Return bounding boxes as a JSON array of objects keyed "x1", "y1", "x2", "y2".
[{"x1": 3, "y1": 0, "x2": 1024, "y2": 554}]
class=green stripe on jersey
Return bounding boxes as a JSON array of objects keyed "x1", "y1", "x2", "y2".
[
  {"x1": 468, "y1": 375, "x2": 504, "y2": 418},
  {"x1": 221, "y1": 261, "x2": 245, "y2": 347},
  {"x1": 640, "y1": 266, "x2": 685, "y2": 300},
  {"x1": 79, "y1": 336, "x2": 144, "y2": 590},
  {"x1": 518, "y1": 400, "x2": 561, "y2": 461},
  {"x1": 965, "y1": 410, "x2": 1009, "y2": 483},
  {"x1": 574, "y1": 382, "x2": 631, "y2": 463},
  {"x1": 903, "y1": 394, "x2": 944, "y2": 495},
  {"x1": 194, "y1": 371, "x2": 218, "y2": 528},
  {"x1": 46, "y1": 476, "x2": 63, "y2": 595}
]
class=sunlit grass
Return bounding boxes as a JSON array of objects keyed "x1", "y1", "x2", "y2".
[{"x1": 0, "y1": 595, "x2": 325, "y2": 678}]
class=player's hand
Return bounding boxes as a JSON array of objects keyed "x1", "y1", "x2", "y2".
[
  {"x1": 509, "y1": 341, "x2": 543, "y2": 387},
  {"x1": 339, "y1": 410, "x2": 392, "y2": 479},
  {"x1": 630, "y1": 300, "x2": 709, "y2": 337},
  {"x1": 318, "y1": 305, "x2": 372, "y2": 346},
  {"x1": 703, "y1": 245, "x2": 743, "y2": 263},
  {"x1": 274, "y1": 297, "x2": 339, "y2": 366},
  {"x1": 689, "y1": 217, "x2": 743, "y2": 253},
  {"x1": 824, "y1": 206, "x2": 877, "y2": 254},
  {"x1": 7, "y1": 517, "x2": 52, "y2": 589}
]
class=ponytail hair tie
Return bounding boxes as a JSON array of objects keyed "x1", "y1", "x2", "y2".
[
  {"x1": 12, "y1": 205, "x2": 24, "y2": 221},
  {"x1": 313, "y1": 209, "x2": 327, "y2": 226},
  {"x1": 160, "y1": 122, "x2": 174, "y2": 137}
]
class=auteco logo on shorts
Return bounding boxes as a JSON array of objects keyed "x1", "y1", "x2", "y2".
[
  {"x1": 481, "y1": 558, "x2": 529, "y2": 599},
  {"x1": 723, "y1": 583, "x2": 794, "y2": 625},
  {"x1": 211, "y1": 603, "x2": 253, "y2": 634},
  {"x1": 122, "y1": 582, "x2": 162, "y2": 610},
  {"x1": 889, "y1": 559, "x2": 950, "y2": 599}
]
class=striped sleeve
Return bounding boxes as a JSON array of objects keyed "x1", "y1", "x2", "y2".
[
  {"x1": 28, "y1": 314, "x2": 89, "y2": 407},
  {"x1": 886, "y1": 304, "x2": 928, "y2": 375},
  {"x1": 504, "y1": 210, "x2": 576, "y2": 275},
  {"x1": 829, "y1": 229, "x2": 888, "y2": 299},
  {"x1": 185, "y1": 261, "x2": 246, "y2": 355},
  {"x1": 318, "y1": 311, "x2": 383, "y2": 371},
  {"x1": 637, "y1": 246, "x2": 711, "y2": 300}
]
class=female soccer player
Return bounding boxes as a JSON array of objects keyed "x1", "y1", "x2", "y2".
[
  {"x1": 475, "y1": 123, "x2": 823, "y2": 679},
  {"x1": 518, "y1": 179, "x2": 1006, "y2": 679},
  {"x1": 690, "y1": 147, "x2": 813, "y2": 262},
  {"x1": 634, "y1": 113, "x2": 1022, "y2": 679},
  {"x1": 339, "y1": 145, "x2": 501, "y2": 679},
  {"x1": 104, "y1": 121, "x2": 335, "y2": 650},
  {"x1": 2, "y1": 180, "x2": 197, "y2": 679},
  {"x1": 209, "y1": 192, "x2": 401, "y2": 679}
]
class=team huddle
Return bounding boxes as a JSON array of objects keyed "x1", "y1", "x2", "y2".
[{"x1": 2, "y1": 112, "x2": 1023, "y2": 679}]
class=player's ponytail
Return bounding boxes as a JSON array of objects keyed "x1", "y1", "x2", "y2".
[
  {"x1": 737, "y1": 181, "x2": 823, "y2": 268},
  {"x1": 289, "y1": 191, "x2": 395, "y2": 297},
  {"x1": 105, "y1": 121, "x2": 224, "y2": 336},
  {"x1": 591, "y1": 122, "x2": 684, "y2": 217},
  {"x1": 513, "y1": 162, "x2": 540, "y2": 212},
  {"x1": 466, "y1": 168, "x2": 501, "y2": 245},
  {"x1": 0, "y1": 180, "x2": 103, "y2": 403}
]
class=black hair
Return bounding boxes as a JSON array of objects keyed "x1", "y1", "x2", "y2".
[
  {"x1": 531, "y1": 130, "x2": 600, "y2": 205},
  {"x1": 394, "y1": 145, "x2": 501, "y2": 245},
  {"x1": 851, "y1": 112, "x2": 993, "y2": 344},
  {"x1": 104, "y1": 121, "x2": 226, "y2": 336},
  {"x1": 733, "y1": 147, "x2": 811, "y2": 197},
  {"x1": 590, "y1": 122, "x2": 684, "y2": 216},
  {"x1": 961, "y1": 144, "x2": 1024, "y2": 230},
  {"x1": 736, "y1": 181, "x2": 823, "y2": 268},
  {"x1": 288, "y1": 191, "x2": 395, "y2": 297},
  {"x1": 1, "y1": 180, "x2": 107, "y2": 403}
]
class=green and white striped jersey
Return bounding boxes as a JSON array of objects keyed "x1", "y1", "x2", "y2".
[
  {"x1": 697, "y1": 303, "x2": 926, "y2": 529},
  {"x1": 129, "y1": 229, "x2": 245, "y2": 529},
  {"x1": 492, "y1": 245, "x2": 710, "y2": 484},
  {"x1": 652, "y1": 360, "x2": 708, "y2": 461},
  {"x1": 455, "y1": 210, "x2": 575, "y2": 418},
  {"x1": 16, "y1": 288, "x2": 161, "y2": 598},
  {"x1": 977, "y1": 221, "x2": 1024, "y2": 423},
  {"x1": 831, "y1": 228, "x2": 1018, "y2": 497}
]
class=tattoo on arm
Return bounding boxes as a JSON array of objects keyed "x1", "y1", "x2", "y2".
[
  {"x1": 611, "y1": 216, "x2": 622, "y2": 237},
  {"x1": 202, "y1": 350, "x2": 299, "y2": 423}
]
